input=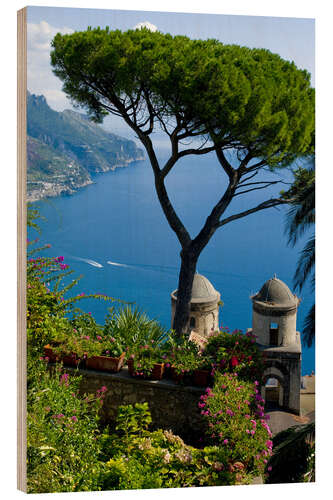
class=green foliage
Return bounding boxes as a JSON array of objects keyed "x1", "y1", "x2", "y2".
[
  {"x1": 104, "y1": 305, "x2": 170, "y2": 349},
  {"x1": 127, "y1": 340, "x2": 162, "y2": 377},
  {"x1": 27, "y1": 240, "x2": 119, "y2": 355},
  {"x1": 205, "y1": 328, "x2": 265, "y2": 382},
  {"x1": 283, "y1": 158, "x2": 315, "y2": 347},
  {"x1": 51, "y1": 28, "x2": 314, "y2": 166},
  {"x1": 265, "y1": 423, "x2": 315, "y2": 483},
  {"x1": 27, "y1": 203, "x2": 45, "y2": 233},
  {"x1": 27, "y1": 360, "x2": 105, "y2": 493},
  {"x1": 201, "y1": 372, "x2": 273, "y2": 477},
  {"x1": 100, "y1": 405, "x2": 246, "y2": 489},
  {"x1": 164, "y1": 337, "x2": 204, "y2": 375}
]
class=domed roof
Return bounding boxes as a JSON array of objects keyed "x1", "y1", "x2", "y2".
[
  {"x1": 171, "y1": 273, "x2": 220, "y2": 303},
  {"x1": 254, "y1": 276, "x2": 297, "y2": 305},
  {"x1": 191, "y1": 273, "x2": 219, "y2": 300}
]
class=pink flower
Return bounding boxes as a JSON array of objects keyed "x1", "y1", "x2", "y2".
[
  {"x1": 223, "y1": 439, "x2": 229, "y2": 445},
  {"x1": 60, "y1": 373, "x2": 69, "y2": 386},
  {"x1": 231, "y1": 356, "x2": 239, "y2": 367},
  {"x1": 71, "y1": 416, "x2": 78, "y2": 422},
  {"x1": 97, "y1": 336, "x2": 102, "y2": 340}
]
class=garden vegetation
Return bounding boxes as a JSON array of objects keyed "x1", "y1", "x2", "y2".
[{"x1": 26, "y1": 209, "x2": 314, "y2": 491}]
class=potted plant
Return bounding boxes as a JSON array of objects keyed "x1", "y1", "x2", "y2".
[
  {"x1": 127, "y1": 341, "x2": 164, "y2": 380},
  {"x1": 52, "y1": 335, "x2": 84, "y2": 368},
  {"x1": 192, "y1": 354, "x2": 213, "y2": 387},
  {"x1": 204, "y1": 328, "x2": 265, "y2": 383},
  {"x1": 169, "y1": 340, "x2": 202, "y2": 384},
  {"x1": 43, "y1": 319, "x2": 74, "y2": 363},
  {"x1": 85, "y1": 336, "x2": 125, "y2": 373}
]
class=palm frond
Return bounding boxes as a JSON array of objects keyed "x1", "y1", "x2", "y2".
[
  {"x1": 303, "y1": 304, "x2": 315, "y2": 348},
  {"x1": 293, "y1": 235, "x2": 315, "y2": 292},
  {"x1": 285, "y1": 183, "x2": 315, "y2": 247}
]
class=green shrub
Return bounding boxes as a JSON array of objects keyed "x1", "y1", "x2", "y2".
[
  {"x1": 27, "y1": 360, "x2": 106, "y2": 493},
  {"x1": 100, "y1": 404, "x2": 243, "y2": 489}
]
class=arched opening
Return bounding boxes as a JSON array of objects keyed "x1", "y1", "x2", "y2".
[
  {"x1": 263, "y1": 377, "x2": 284, "y2": 409},
  {"x1": 189, "y1": 316, "x2": 196, "y2": 329}
]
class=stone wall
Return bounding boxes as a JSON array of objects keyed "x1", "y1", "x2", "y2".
[{"x1": 66, "y1": 366, "x2": 207, "y2": 444}]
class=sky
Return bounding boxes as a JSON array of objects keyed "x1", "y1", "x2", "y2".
[{"x1": 27, "y1": 6, "x2": 315, "y2": 139}]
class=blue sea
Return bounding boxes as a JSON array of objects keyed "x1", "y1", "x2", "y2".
[{"x1": 31, "y1": 149, "x2": 315, "y2": 375}]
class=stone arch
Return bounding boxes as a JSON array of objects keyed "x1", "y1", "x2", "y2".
[{"x1": 262, "y1": 365, "x2": 289, "y2": 409}]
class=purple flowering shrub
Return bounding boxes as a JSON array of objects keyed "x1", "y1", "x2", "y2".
[
  {"x1": 27, "y1": 359, "x2": 106, "y2": 493},
  {"x1": 200, "y1": 372, "x2": 273, "y2": 480},
  {"x1": 27, "y1": 240, "x2": 117, "y2": 354}
]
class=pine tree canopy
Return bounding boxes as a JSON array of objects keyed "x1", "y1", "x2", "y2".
[{"x1": 51, "y1": 28, "x2": 315, "y2": 168}]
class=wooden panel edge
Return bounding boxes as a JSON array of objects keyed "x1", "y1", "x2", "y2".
[{"x1": 17, "y1": 6, "x2": 27, "y2": 493}]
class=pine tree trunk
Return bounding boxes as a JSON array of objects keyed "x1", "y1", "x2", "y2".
[{"x1": 172, "y1": 249, "x2": 198, "y2": 336}]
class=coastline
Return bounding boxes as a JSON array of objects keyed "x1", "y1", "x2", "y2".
[{"x1": 27, "y1": 156, "x2": 145, "y2": 202}]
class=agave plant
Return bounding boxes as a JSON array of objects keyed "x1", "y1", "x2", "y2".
[{"x1": 104, "y1": 306, "x2": 170, "y2": 349}]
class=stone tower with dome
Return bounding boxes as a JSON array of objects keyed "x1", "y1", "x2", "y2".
[
  {"x1": 171, "y1": 273, "x2": 221, "y2": 338},
  {"x1": 249, "y1": 275, "x2": 302, "y2": 414}
]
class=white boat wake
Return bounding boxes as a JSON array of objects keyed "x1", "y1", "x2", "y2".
[
  {"x1": 107, "y1": 261, "x2": 130, "y2": 268},
  {"x1": 71, "y1": 256, "x2": 103, "y2": 268}
]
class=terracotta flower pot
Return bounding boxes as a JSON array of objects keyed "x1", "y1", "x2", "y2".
[
  {"x1": 192, "y1": 369, "x2": 211, "y2": 387},
  {"x1": 163, "y1": 364, "x2": 172, "y2": 379},
  {"x1": 171, "y1": 366, "x2": 185, "y2": 383},
  {"x1": 62, "y1": 353, "x2": 79, "y2": 367},
  {"x1": 86, "y1": 352, "x2": 125, "y2": 373},
  {"x1": 127, "y1": 358, "x2": 135, "y2": 376},
  {"x1": 151, "y1": 362, "x2": 165, "y2": 381},
  {"x1": 43, "y1": 344, "x2": 59, "y2": 363},
  {"x1": 127, "y1": 358, "x2": 164, "y2": 380}
]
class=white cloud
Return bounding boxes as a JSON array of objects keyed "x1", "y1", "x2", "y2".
[
  {"x1": 133, "y1": 21, "x2": 158, "y2": 32},
  {"x1": 27, "y1": 21, "x2": 74, "y2": 111}
]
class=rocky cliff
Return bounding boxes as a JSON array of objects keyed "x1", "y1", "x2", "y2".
[{"x1": 27, "y1": 92, "x2": 144, "y2": 201}]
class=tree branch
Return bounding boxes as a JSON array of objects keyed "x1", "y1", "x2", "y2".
[
  {"x1": 215, "y1": 148, "x2": 235, "y2": 180},
  {"x1": 238, "y1": 171, "x2": 259, "y2": 185},
  {"x1": 234, "y1": 180, "x2": 280, "y2": 196},
  {"x1": 218, "y1": 198, "x2": 290, "y2": 227}
]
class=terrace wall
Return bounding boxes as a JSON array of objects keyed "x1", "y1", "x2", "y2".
[{"x1": 66, "y1": 366, "x2": 206, "y2": 444}]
